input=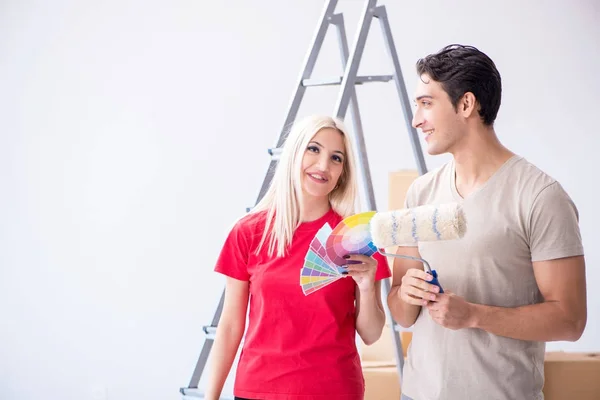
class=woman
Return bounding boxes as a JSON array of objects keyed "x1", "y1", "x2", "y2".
[{"x1": 205, "y1": 115, "x2": 391, "y2": 400}]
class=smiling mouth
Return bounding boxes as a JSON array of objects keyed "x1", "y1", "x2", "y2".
[
  {"x1": 307, "y1": 173, "x2": 328, "y2": 182},
  {"x1": 424, "y1": 129, "x2": 434, "y2": 140}
]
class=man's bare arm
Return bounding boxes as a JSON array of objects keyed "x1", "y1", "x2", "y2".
[
  {"x1": 470, "y1": 255, "x2": 586, "y2": 341},
  {"x1": 387, "y1": 246, "x2": 439, "y2": 328}
]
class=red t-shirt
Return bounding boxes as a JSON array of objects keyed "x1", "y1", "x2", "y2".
[{"x1": 214, "y1": 208, "x2": 392, "y2": 400}]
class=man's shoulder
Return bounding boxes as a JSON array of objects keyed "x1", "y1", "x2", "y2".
[
  {"x1": 409, "y1": 160, "x2": 452, "y2": 193},
  {"x1": 507, "y1": 156, "x2": 558, "y2": 194}
]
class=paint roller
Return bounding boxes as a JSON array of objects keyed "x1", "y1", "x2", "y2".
[{"x1": 370, "y1": 202, "x2": 467, "y2": 293}]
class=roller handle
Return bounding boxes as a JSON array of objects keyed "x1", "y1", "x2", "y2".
[
  {"x1": 375, "y1": 249, "x2": 444, "y2": 293},
  {"x1": 429, "y1": 270, "x2": 444, "y2": 293}
]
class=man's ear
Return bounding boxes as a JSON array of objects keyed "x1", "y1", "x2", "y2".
[{"x1": 459, "y1": 92, "x2": 478, "y2": 118}]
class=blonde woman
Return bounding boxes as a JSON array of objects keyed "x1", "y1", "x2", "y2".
[{"x1": 205, "y1": 115, "x2": 391, "y2": 400}]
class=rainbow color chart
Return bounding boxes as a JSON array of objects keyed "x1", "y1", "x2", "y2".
[
  {"x1": 325, "y1": 211, "x2": 378, "y2": 266},
  {"x1": 300, "y1": 211, "x2": 378, "y2": 295}
]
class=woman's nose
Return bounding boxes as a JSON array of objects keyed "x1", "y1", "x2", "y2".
[{"x1": 316, "y1": 155, "x2": 330, "y2": 171}]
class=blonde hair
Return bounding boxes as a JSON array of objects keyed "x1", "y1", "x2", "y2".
[{"x1": 251, "y1": 115, "x2": 359, "y2": 257}]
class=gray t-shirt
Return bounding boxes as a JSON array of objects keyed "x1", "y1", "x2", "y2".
[{"x1": 400, "y1": 155, "x2": 584, "y2": 400}]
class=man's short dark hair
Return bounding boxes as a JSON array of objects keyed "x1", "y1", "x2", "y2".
[{"x1": 416, "y1": 44, "x2": 502, "y2": 126}]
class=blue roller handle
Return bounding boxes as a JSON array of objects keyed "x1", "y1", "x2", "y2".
[
  {"x1": 374, "y1": 249, "x2": 444, "y2": 294},
  {"x1": 429, "y1": 270, "x2": 444, "y2": 293}
]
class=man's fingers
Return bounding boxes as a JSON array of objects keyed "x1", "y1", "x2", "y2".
[
  {"x1": 406, "y1": 268, "x2": 434, "y2": 282},
  {"x1": 398, "y1": 268, "x2": 442, "y2": 306},
  {"x1": 426, "y1": 301, "x2": 440, "y2": 312},
  {"x1": 401, "y1": 291, "x2": 427, "y2": 306},
  {"x1": 403, "y1": 285, "x2": 437, "y2": 303},
  {"x1": 413, "y1": 277, "x2": 436, "y2": 292},
  {"x1": 403, "y1": 275, "x2": 440, "y2": 294}
]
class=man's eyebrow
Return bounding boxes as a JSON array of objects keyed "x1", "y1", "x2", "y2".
[{"x1": 415, "y1": 95, "x2": 434, "y2": 101}]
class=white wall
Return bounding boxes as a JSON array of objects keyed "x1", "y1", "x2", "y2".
[{"x1": 1, "y1": 0, "x2": 598, "y2": 399}]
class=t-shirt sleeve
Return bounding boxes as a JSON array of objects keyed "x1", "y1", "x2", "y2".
[
  {"x1": 373, "y1": 250, "x2": 392, "y2": 280},
  {"x1": 528, "y1": 181, "x2": 584, "y2": 262},
  {"x1": 214, "y1": 219, "x2": 251, "y2": 281}
]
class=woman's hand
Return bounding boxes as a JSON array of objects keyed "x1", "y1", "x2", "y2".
[{"x1": 343, "y1": 254, "x2": 378, "y2": 292}]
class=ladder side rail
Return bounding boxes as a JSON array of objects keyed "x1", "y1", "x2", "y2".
[
  {"x1": 374, "y1": 6, "x2": 427, "y2": 175},
  {"x1": 330, "y1": 13, "x2": 376, "y2": 211},
  {"x1": 184, "y1": 290, "x2": 226, "y2": 391},
  {"x1": 257, "y1": 0, "x2": 341, "y2": 201}
]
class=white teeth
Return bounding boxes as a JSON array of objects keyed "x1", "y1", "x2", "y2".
[{"x1": 309, "y1": 174, "x2": 326, "y2": 181}]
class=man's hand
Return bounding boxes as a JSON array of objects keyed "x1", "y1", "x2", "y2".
[
  {"x1": 399, "y1": 268, "x2": 441, "y2": 305},
  {"x1": 427, "y1": 292, "x2": 475, "y2": 330}
]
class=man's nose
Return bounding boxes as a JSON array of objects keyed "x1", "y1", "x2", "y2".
[{"x1": 412, "y1": 109, "x2": 424, "y2": 129}]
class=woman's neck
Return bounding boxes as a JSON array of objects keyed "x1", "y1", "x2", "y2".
[{"x1": 300, "y1": 196, "x2": 331, "y2": 222}]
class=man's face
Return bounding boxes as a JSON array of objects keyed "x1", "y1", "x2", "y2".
[{"x1": 412, "y1": 74, "x2": 464, "y2": 155}]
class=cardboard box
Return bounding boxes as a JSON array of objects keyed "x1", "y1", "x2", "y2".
[
  {"x1": 361, "y1": 351, "x2": 600, "y2": 400},
  {"x1": 543, "y1": 352, "x2": 600, "y2": 399},
  {"x1": 388, "y1": 170, "x2": 419, "y2": 211},
  {"x1": 362, "y1": 361, "x2": 402, "y2": 400}
]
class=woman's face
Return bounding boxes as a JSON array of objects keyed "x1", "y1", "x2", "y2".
[{"x1": 300, "y1": 128, "x2": 346, "y2": 200}]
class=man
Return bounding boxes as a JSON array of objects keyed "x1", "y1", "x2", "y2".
[{"x1": 387, "y1": 44, "x2": 587, "y2": 400}]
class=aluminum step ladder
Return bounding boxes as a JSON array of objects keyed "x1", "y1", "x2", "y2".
[{"x1": 180, "y1": 1, "x2": 427, "y2": 398}]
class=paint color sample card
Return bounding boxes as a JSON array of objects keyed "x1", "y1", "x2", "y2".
[
  {"x1": 300, "y1": 223, "x2": 343, "y2": 295},
  {"x1": 300, "y1": 212, "x2": 378, "y2": 296},
  {"x1": 325, "y1": 211, "x2": 378, "y2": 266}
]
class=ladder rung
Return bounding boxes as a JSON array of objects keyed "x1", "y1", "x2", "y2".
[
  {"x1": 268, "y1": 147, "x2": 283, "y2": 160},
  {"x1": 302, "y1": 75, "x2": 393, "y2": 87},
  {"x1": 202, "y1": 325, "x2": 217, "y2": 339},
  {"x1": 180, "y1": 387, "x2": 234, "y2": 399},
  {"x1": 179, "y1": 388, "x2": 203, "y2": 397}
]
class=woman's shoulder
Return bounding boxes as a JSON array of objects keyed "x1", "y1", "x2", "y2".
[
  {"x1": 230, "y1": 210, "x2": 268, "y2": 237},
  {"x1": 238, "y1": 209, "x2": 268, "y2": 223},
  {"x1": 329, "y1": 210, "x2": 344, "y2": 226}
]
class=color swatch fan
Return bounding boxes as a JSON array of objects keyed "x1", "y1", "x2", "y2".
[
  {"x1": 300, "y1": 211, "x2": 380, "y2": 296},
  {"x1": 325, "y1": 211, "x2": 378, "y2": 267},
  {"x1": 300, "y1": 223, "x2": 347, "y2": 295}
]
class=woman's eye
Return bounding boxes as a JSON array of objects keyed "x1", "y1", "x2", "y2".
[
  {"x1": 332, "y1": 155, "x2": 343, "y2": 163},
  {"x1": 307, "y1": 146, "x2": 319, "y2": 153}
]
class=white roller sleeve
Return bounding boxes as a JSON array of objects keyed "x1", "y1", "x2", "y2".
[{"x1": 370, "y1": 203, "x2": 466, "y2": 247}]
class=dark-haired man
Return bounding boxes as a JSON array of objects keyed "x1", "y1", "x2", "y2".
[{"x1": 387, "y1": 44, "x2": 587, "y2": 400}]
